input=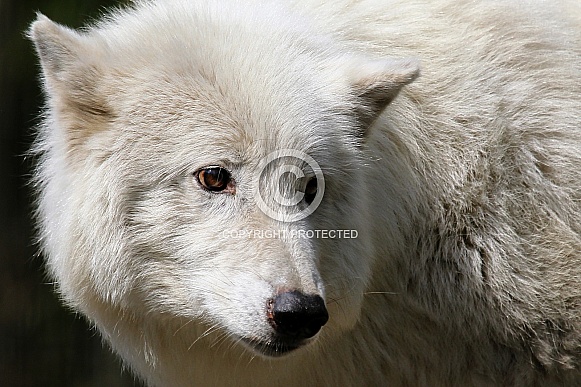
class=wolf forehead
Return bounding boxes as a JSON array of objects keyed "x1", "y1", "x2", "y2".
[
  {"x1": 29, "y1": 4, "x2": 367, "y2": 161},
  {"x1": 29, "y1": 0, "x2": 419, "y2": 174}
]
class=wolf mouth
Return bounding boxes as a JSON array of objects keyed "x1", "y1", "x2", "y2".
[{"x1": 241, "y1": 337, "x2": 304, "y2": 357}]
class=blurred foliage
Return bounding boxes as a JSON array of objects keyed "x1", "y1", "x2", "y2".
[{"x1": 0, "y1": 1, "x2": 141, "y2": 386}]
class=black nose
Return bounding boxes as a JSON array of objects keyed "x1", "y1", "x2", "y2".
[{"x1": 268, "y1": 291, "x2": 329, "y2": 341}]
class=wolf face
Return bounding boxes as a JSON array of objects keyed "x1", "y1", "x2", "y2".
[{"x1": 29, "y1": 1, "x2": 417, "y2": 359}]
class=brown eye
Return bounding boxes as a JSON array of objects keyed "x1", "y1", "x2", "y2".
[
  {"x1": 304, "y1": 177, "x2": 318, "y2": 204},
  {"x1": 196, "y1": 167, "x2": 233, "y2": 193}
]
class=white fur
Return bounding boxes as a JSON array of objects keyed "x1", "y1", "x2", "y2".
[{"x1": 29, "y1": 0, "x2": 581, "y2": 385}]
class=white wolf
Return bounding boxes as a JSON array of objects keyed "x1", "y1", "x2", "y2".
[{"x1": 29, "y1": 0, "x2": 581, "y2": 385}]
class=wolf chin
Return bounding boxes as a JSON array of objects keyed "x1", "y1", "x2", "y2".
[{"x1": 29, "y1": 0, "x2": 581, "y2": 386}]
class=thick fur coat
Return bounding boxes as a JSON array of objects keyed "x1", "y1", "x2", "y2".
[{"x1": 29, "y1": 0, "x2": 581, "y2": 385}]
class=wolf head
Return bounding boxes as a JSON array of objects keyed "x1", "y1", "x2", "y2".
[{"x1": 29, "y1": 0, "x2": 417, "y2": 361}]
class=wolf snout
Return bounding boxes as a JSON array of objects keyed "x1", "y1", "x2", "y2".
[{"x1": 267, "y1": 290, "x2": 329, "y2": 341}]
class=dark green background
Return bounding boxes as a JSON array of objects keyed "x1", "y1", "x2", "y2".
[{"x1": 1, "y1": 1, "x2": 139, "y2": 385}]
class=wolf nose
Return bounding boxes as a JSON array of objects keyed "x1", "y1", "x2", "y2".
[{"x1": 268, "y1": 291, "x2": 329, "y2": 340}]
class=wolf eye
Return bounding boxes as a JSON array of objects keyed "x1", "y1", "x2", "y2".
[
  {"x1": 304, "y1": 177, "x2": 318, "y2": 204},
  {"x1": 195, "y1": 167, "x2": 234, "y2": 193}
]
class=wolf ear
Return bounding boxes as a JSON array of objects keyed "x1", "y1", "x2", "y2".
[
  {"x1": 347, "y1": 57, "x2": 419, "y2": 133},
  {"x1": 29, "y1": 14, "x2": 86, "y2": 80},
  {"x1": 28, "y1": 14, "x2": 112, "y2": 122}
]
